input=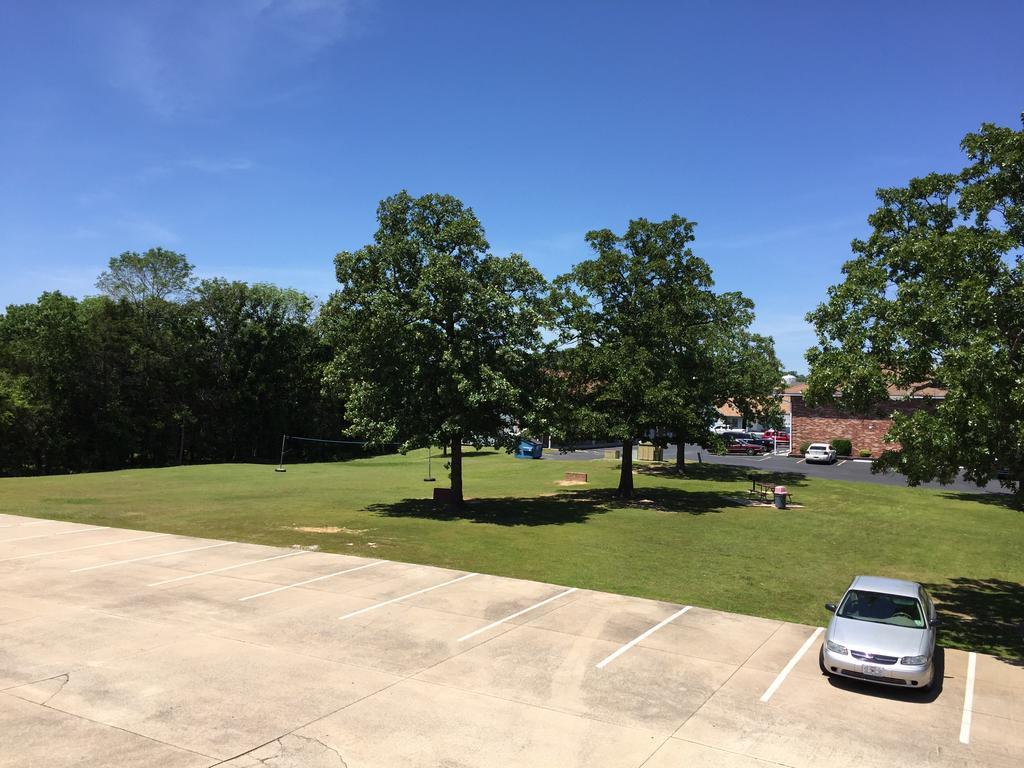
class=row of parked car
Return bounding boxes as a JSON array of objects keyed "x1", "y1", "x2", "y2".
[
  {"x1": 718, "y1": 431, "x2": 843, "y2": 464},
  {"x1": 720, "y1": 429, "x2": 790, "y2": 455}
]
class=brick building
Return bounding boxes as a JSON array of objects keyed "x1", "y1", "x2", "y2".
[{"x1": 784, "y1": 383, "x2": 945, "y2": 457}]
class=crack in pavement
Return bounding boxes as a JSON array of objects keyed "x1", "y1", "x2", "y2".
[
  {"x1": 39, "y1": 673, "x2": 70, "y2": 706},
  {"x1": 248, "y1": 734, "x2": 347, "y2": 767}
]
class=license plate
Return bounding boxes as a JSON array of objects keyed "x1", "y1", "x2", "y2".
[{"x1": 862, "y1": 664, "x2": 887, "y2": 678}]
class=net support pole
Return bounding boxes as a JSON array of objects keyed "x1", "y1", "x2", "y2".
[{"x1": 275, "y1": 434, "x2": 287, "y2": 472}]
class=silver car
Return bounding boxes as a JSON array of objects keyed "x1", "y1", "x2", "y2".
[
  {"x1": 805, "y1": 442, "x2": 837, "y2": 464},
  {"x1": 821, "y1": 575, "x2": 938, "y2": 690}
]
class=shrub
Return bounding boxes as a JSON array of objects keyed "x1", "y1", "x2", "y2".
[
  {"x1": 858, "y1": 448, "x2": 872, "y2": 458},
  {"x1": 799, "y1": 442, "x2": 810, "y2": 455},
  {"x1": 831, "y1": 438, "x2": 853, "y2": 457}
]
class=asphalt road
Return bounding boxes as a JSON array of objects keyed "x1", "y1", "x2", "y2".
[{"x1": 542, "y1": 443, "x2": 1010, "y2": 496}]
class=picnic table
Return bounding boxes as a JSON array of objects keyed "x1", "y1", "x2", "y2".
[{"x1": 747, "y1": 477, "x2": 793, "y2": 505}]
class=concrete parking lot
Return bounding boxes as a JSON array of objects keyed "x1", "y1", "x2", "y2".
[{"x1": 1, "y1": 513, "x2": 1020, "y2": 767}]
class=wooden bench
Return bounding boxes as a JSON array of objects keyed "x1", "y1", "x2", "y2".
[
  {"x1": 564, "y1": 472, "x2": 588, "y2": 483},
  {"x1": 747, "y1": 479, "x2": 793, "y2": 504}
]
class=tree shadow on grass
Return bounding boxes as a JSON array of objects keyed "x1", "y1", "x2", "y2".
[
  {"x1": 938, "y1": 491, "x2": 1021, "y2": 511},
  {"x1": 636, "y1": 462, "x2": 810, "y2": 489},
  {"x1": 925, "y1": 577, "x2": 1024, "y2": 663},
  {"x1": 459, "y1": 449, "x2": 503, "y2": 459},
  {"x1": 366, "y1": 487, "x2": 745, "y2": 527}
]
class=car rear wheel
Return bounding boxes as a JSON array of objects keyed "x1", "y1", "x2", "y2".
[{"x1": 746, "y1": 448, "x2": 754, "y2": 455}]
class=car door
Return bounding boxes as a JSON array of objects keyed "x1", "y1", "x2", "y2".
[{"x1": 920, "y1": 587, "x2": 938, "y2": 651}]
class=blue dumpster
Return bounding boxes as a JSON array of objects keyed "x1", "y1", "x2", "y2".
[{"x1": 515, "y1": 439, "x2": 543, "y2": 459}]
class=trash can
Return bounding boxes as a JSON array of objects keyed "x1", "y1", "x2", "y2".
[
  {"x1": 773, "y1": 485, "x2": 787, "y2": 509},
  {"x1": 515, "y1": 439, "x2": 543, "y2": 459}
]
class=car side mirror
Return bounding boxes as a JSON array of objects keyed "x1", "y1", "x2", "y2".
[
  {"x1": 825, "y1": 603, "x2": 836, "y2": 613},
  {"x1": 931, "y1": 616, "x2": 941, "y2": 628}
]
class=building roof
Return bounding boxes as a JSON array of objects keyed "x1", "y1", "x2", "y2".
[
  {"x1": 783, "y1": 381, "x2": 945, "y2": 399},
  {"x1": 717, "y1": 401, "x2": 742, "y2": 418},
  {"x1": 849, "y1": 575, "x2": 922, "y2": 598}
]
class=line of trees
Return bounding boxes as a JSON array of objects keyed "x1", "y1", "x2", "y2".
[
  {"x1": 1, "y1": 196, "x2": 784, "y2": 500},
  {"x1": 0, "y1": 250, "x2": 340, "y2": 474},
  {"x1": 325, "y1": 192, "x2": 782, "y2": 501}
]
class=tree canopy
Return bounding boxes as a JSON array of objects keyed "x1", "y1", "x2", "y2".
[
  {"x1": 0, "y1": 276, "x2": 335, "y2": 475},
  {"x1": 806, "y1": 119, "x2": 1024, "y2": 502},
  {"x1": 96, "y1": 248, "x2": 196, "y2": 303},
  {"x1": 2, "y1": 193, "x2": 784, "y2": 496},
  {"x1": 549, "y1": 215, "x2": 778, "y2": 494},
  {"x1": 322, "y1": 191, "x2": 547, "y2": 503}
]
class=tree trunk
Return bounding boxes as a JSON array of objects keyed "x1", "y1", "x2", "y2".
[
  {"x1": 618, "y1": 439, "x2": 634, "y2": 497},
  {"x1": 675, "y1": 442, "x2": 685, "y2": 470},
  {"x1": 449, "y1": 435, "x2": 464, "y2": 504}
]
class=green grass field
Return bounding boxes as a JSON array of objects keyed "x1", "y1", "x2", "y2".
[{"x1": 2, "y1": 449, "x2": 1022, "y2": 660}]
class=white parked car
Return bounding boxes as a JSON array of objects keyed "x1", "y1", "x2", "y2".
[{"x1": 805, "y1": 443, "x2": 837, "y2": 464}]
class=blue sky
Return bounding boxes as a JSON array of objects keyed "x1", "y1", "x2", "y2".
[{"x1": 1, "y1": 1, "x2": 1022, "y2": 370}]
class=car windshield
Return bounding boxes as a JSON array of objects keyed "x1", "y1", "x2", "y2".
[
  {"x1": 808, "y1": 444, "x2": 829, "y2": 451},
  {"x1": 837, "y1": 589, "x2": 925, "y2": 628}
]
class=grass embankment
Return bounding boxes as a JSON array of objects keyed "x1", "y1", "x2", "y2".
[{"x1": 2, "y1": 449, "x2": 1021, "y2": 660}]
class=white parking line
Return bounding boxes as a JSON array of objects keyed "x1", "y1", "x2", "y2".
[
  {"x1": 458, "y1": 587, "x2": 577, "y2": 642},
  {"x1": 70, "y1": 541, "x2": 232, "y2": 572},
  {"x1": 239, "y1": 559, "x2": 387, "y2": 601},
  {"x1": 149, "y1": 549, "x2": 309, "y2": 587},
  {"x1": 2, "y1": 526, "x2": 109, "y2": 544},
  {"x1": 338, "y1": 572, "x2": 478, "y2": 621},
  {"x1": 796, "y1": 458, "x2": 805, "y2": 464},
  {"x1": 959, "y1": 652, "x2": 977, "y2": 744},
  {"x1": 836, "y1": 459, "x2": 847, "y2": 467},
  {"x1": 760, "y1": 626, "x2": 824, "y2": 702},
  {"x1": 0, "y1": 533, "x2": 170, "y2": 562},
  {"x1": 595, "y1": 605, "x2": 692, "y2": 669}
]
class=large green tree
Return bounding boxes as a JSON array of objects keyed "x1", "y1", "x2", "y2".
[
  {"x1": 664, "y1": 329, "x2": 782, "y2": 470},
  {"x1": 323, "y1": 191, "x2": 547, "y2": 503},
  {"x1": 96, "y1": 248, "x2": 195, "y2": 303},
  {"x1": 806, "y1": 119, "x2": 1024, "y2": 503},
  {"x1": 550, "y1": 215, "x2": 773, "y2": 494}
]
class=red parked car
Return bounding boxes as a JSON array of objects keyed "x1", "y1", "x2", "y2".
[
  {"x1": 726, "y1": 439, "x2": 765, "y2": 455},
  {"x1": 762, "y1": 430, "x2": 791, "y2": 444}
]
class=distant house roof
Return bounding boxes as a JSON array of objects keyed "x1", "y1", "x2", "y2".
[
  {"x1": 717, "y1": 401, "x2": 742, "y2": 418},
  {"x1": 784, "y1": 381, "x2": 945, "y2": 399}
]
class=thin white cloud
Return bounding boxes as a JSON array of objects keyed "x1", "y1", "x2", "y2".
[
  {"x1": 196, "y1": 264, "x2": 335, "y2": 299},
  {"x1": 492, "y1": 230, "x2": 589, "y2": 277},
  {"x1": 116, "y1": 216, "x2": 179, "y2": 245},
  {"x1": 3, "y1": 266, "x2": 103, "y2": 305},
  {"x1": 181, "y1": 157, "x2": 254, "y2": 173},
  {"x1": 701, "y1": 218, "x2": 859, "y2": 251},
  {"x1": 103, "y1": 1, "x2": 359, "y2": 117},
  {"x1": 67, "y1": 227, "x2": 102, "y2": 240},
  {"x1": 76, "y1": 190, "x2": 117, "y2": 207}
]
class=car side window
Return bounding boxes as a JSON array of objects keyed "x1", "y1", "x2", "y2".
[{"x1": 921, "y1": 589, "x2": 936, "y2": 624}]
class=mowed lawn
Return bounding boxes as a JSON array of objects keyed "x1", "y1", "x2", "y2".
[{"x1": 2, "y1": 449, "x2": 1022, "y2": 660}]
